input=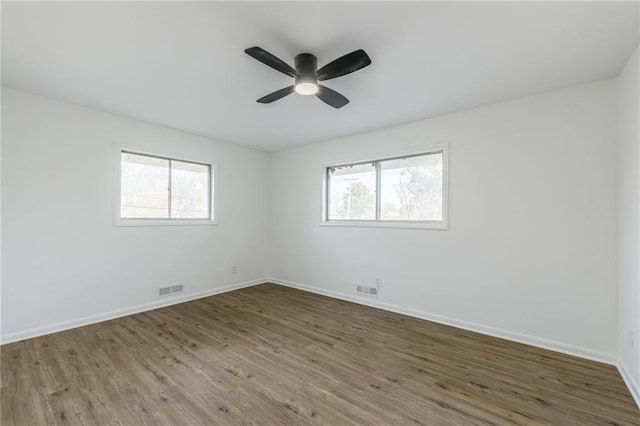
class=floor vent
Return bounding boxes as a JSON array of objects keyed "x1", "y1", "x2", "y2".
[
  {"x1": 158, "y1": 284, "x2": 184, "y2": 297},
  {"x1": 357, "y1": 285, "x2": 378, "y2": 297}
]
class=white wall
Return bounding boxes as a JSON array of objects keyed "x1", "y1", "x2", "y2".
[
  {"x1": 269, "y1": 79, "x2": 619, "y2": 361},
  {"x1": 1, "y1": 88, "x2": 269, "y2": 342},
  {"x1": 618, "y1": 45, "x2": 640, "y2": 400}
]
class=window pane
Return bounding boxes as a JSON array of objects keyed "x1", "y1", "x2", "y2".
[
  {"x1": 328, "y1": 162, "x2": 376, "y2": 220},
  {"x1": 121, "y1": 152, "x2": 169, "y2": 218},
  {"x1": 380, "y1": 152, "x2": 443, "y2": 221},
  {"x1": 170, "y1": 161, "x2": 210, "y2": 219}
]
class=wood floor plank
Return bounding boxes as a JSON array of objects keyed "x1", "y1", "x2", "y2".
[{"x1": 1, "y1": 283, "x2": 638, "y2": 425}]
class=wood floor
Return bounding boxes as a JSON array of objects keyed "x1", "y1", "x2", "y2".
[{"x1": 1, "y1": 283, "x2": 638, "y2": 425}]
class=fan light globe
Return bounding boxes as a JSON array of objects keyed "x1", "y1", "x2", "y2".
[{"x1": 295, "y1": 82, "x2": 318, "y2": 96}]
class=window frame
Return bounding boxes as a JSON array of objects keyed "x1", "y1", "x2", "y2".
[
  {"x1": 114, "y1": 143, "x2": 218, "y2": 227},
  {"x1": 320, "y1": 144, "x2": 449, "y2": 230}
]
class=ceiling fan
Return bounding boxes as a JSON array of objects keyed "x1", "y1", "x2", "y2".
[{"x1": 244, "y1": 47, "x2": 372, "y2": 109}]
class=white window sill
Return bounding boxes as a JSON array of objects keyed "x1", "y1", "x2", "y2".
[
  {"x1": 114, "y1": 219, "x2": 218, "y2": 227},
  {"x1": 319, "y1": 220, "x2": 448, "y2": 230}
]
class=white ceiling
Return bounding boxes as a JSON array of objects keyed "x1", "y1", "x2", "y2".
[{"x1": 2, "y1": 2, "x2": 638, "y2": 152}]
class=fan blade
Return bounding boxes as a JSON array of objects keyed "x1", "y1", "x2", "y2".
[
  {"x1": 316, "y1": 86, "x2": 349, "y2": 108},
  {"x1": 316, "y1": 49, "x2": 371, "y2": 81},
  {"x1": 245, "y1": 47, "x2": 296, "y2": 78},
  {"x1": 257, "y1": 86, "x2": 295, "y2": 103}
]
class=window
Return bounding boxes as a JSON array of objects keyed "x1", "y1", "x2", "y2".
[
  {"x1": 327, "y1": 162, "x2": 377, "y2": 220},
  {"x1": 324, "y1": 148, "x2": 447, "y2": 229},
  {"x1": 118, "y1": 150, "x2": 214, "y2": 224}
]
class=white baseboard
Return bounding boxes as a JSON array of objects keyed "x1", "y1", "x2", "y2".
[
  {"x1": 617, "y1": 361, "x2": 640, "y2": 409},
  {"x1": 268, "y1": 277, "x2": 618, "y2": 366},
  {"x1": 0, "y1": 278, "x2": 268, "y2": 345}
]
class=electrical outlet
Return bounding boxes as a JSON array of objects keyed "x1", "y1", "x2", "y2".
[
  {"x1": 629, "y1": 330, "x2": 634, "y2": 348},
  {"x1": 231, "y1": 265, "x2": 237, "y2": 274},
  {"x1": 376, "y1": 277, "x2": 382, "y2": 287}
]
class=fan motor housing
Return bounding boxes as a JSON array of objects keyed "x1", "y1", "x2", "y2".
[{"x1": 295, "y1": 53, "x2": 317, "y2": 77}]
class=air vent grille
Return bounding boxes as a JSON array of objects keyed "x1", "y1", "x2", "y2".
[
  {"x1": 158, "y1": 284, "x2": 184, "y2": 297},
  {"x1": 357, "y1": 285, "x2": 378, "y2": 297}
]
